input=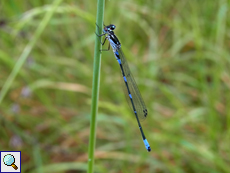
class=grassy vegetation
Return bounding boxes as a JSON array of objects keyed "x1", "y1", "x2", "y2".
[{"x1": 1, "y1": 0, "x2": 230, "y2": 172}]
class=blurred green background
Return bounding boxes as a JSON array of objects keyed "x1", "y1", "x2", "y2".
[{"x1": 1, "y1": 0, "x2": 230, "y2": 172}]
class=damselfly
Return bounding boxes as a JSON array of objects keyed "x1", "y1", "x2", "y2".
[{"x1": 96, "y1": 24, "x2": 151, "y2": 152}]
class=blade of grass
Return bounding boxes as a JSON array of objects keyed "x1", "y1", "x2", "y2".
[
  {"x1": 0, "y1": 0, "x2": 63, "y2": 105},
  {"x1": 87, "y1": 0, "x2": 105, "y2": 173}
]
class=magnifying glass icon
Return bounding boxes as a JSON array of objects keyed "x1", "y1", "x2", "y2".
[{"x1": 3, "y1": 154, "x2": 18, "y2": 170}]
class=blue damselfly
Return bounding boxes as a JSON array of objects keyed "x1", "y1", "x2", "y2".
[{"x1": 96, "y1": 24, "x2": 151, "y2": 152}]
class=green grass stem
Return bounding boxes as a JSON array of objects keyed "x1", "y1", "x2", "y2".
[{"x1": 87, "y1": 0, "x2": 105, "y2": 173}]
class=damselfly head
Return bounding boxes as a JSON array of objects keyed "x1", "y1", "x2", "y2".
[{"x1": 103, "y1": 24, "x2": 116, "y2": 33}]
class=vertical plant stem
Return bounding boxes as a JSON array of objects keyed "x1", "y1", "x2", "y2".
[
  {"x1": 87, "y1": 0, "x2": 105, "y2": 173},
  {"x1": 0, "y1": 0, "x2": 63, "y2": 105}
]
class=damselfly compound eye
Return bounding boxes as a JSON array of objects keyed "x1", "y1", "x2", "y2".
[{"x1": 111, "y1": 25, "x2": 116, "y2": 30}]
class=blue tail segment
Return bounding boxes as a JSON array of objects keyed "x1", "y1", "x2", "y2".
[
  {"x1": 123, "y1": 76, "x2": 127, "y2": 82},
  {"x1": 143, "y1": 139, "x2": 151, "y2": 152},
  {"x1": 117, "y1": 59, "x2": 121, "y2": 64}
]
